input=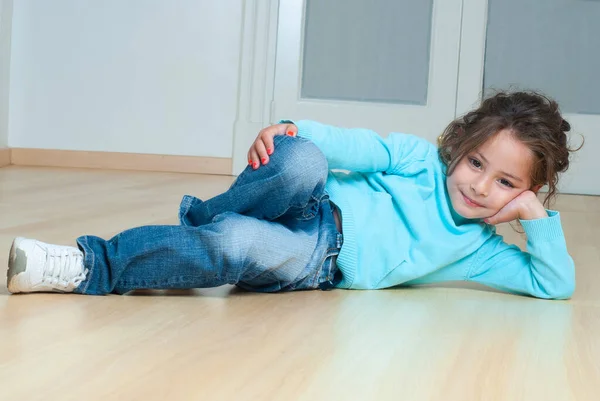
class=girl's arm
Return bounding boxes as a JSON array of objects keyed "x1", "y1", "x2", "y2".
[
  {"x1": 285, "y1": 120, "x2": 433, "y2": 173},
  {"x1": 467, "y1": 211, "x2": 575, "y2": 299}
]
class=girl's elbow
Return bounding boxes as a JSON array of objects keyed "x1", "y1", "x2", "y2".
[{"x1": 542, "y1": 276, "x2": 576, "y2": 300}]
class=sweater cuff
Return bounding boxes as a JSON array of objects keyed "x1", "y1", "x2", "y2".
[
  {"x1": 520, "y1": 210, "x2": 564, "y2": 241},
  {"x1": 279, "y1": 119, "x2": 314, "y2": 141}
]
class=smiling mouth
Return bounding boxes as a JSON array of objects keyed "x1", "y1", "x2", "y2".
[{"x1": 461, "y1": 192, "x2": 484, "y2": 208}]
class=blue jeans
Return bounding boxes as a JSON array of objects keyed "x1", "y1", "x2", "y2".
[{"x1": 75, "y1": 136, "x2": 343, "y2": 295}]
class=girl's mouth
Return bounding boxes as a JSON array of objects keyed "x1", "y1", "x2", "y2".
[{"x1": 461, "y1": 192, "x2": 484, "y2": 208}]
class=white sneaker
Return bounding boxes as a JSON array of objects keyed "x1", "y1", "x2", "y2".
[{"x1": 7, "y1": 237, "x2": 88, "y2": 294}]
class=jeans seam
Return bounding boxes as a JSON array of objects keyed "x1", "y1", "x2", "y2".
[
  {"x1": 266, "y1": 193, "x2": 322, "y2": 222},
  {"x1": 301, "y1": 195, "x2": 320, "y2": 219},
  {"x1": 178, "y1": 195, "x2": 195, "y2": 225},
  {"x1": 117, "y1": 275, "x2": 217, "y2": 289},
  {"x1": 295, "y1": 194, "x2": 329, "y2": 220},
  {"x1": 310, "y1": 247, "x2": 340, "y2": 286}
]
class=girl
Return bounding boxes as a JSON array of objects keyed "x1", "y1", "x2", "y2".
[{"x1": 7, "y1": 91, "x2": 578, "y2": 299}]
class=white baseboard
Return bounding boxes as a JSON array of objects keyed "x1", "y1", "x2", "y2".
[{"x1": 9, "y1": 148, "x2": 232, "y2": 175}]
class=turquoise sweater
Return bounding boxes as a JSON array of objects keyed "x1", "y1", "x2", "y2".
[{"x1": 291, "y1": 120, "x2": 575, "y2": 299}]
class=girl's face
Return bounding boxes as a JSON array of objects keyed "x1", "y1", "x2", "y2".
[{"x1": 446, "y1": 129, "x2": 537, "y2": 220}]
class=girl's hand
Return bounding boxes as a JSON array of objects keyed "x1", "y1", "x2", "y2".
[
  {"x1": 484, "y1": 190, "x2": 548, "y2": 225},
  {"x1": 247, "y1": 123, "x2": 298, "y2": 170}
]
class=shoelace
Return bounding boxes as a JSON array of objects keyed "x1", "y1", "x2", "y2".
[{"x1": 44, "y1": 247, "x2": 86, "y2": 289}]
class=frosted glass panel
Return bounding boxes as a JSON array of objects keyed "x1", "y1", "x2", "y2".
[
  {"x1": 484, "y1": 0, "x2": 600, "y2": 114},
  {"x1": 301, "y1": 0, "x2": 433, "y2": 105}
]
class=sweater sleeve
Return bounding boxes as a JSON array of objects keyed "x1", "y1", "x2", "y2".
[
  {"x1": 282, "y1": 120, "x2": 432, "y2": 173},
  {"x1": 467, "y1": 211, "x2": 575, "y2": 299}
]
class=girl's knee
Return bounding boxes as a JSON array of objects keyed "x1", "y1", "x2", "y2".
[{"x1": 272, "y1": 136, "x2": 328, "y2": 185}]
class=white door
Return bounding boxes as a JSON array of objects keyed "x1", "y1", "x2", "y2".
[
  {"x1": 456, "y1": 0, "x2": 600, "y2": 195},
  {"x1": 271, "y1": 0, "x2": 463, "y2": 145}
]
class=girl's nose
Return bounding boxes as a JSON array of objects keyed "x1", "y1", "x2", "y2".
[{"x1": 470, "y1": 180, "x2": 489, "y2": 197}]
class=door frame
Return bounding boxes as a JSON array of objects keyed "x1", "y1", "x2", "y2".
[
  {"x1": 455, "y1": 0, "x2": 488, "y2": 117},
  {"x1": 231, "y1": 0, "x2": 280, "y2": 175},
  {"x1": 0, "y1": 0, "x2": 14, "y2": 149}
]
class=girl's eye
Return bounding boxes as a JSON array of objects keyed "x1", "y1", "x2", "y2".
[
  {"x1": 469, "y1": 157, "x2": 482, "y2": 169},
  {"x1": 499, "y1": 179, "x2": 514, "y2": 188}
]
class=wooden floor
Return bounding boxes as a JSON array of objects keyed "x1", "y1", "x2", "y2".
[{"x1": 0, "y1": 166, "x2": 599, "y2": 401}]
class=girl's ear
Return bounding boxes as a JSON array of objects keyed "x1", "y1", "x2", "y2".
[{"x1": 531, "y1": 184, "x2": 544, "y2": 193}]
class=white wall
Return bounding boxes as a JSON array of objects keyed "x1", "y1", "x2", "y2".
[
  {"x1": 8, "y1": 0, "x2": 242, "y2": 158},
  {"x1": 0, "y1": 0, "x2": 12, "y2": 148}
]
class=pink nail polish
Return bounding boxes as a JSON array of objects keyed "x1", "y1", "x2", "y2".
[
  {"x1": 253, "y1": 162, "x2": 258, "y2": 169},
  {"x1": 267, "y1": 148, "x2": 273, "y2": 155},
  {"x1": 261, "y1": 157, "x2": 267, "y2": 164}
]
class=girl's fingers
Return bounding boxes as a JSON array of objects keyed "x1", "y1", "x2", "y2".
[
  {"x1": 285, "y1": 124, "x2": 298, "y2": 136},
  {"x1": 248, "y1": 123, "x2": 298, "y2": 170},
  {"x1": 263, "y1": 135, "x2": 275, "y2": 156},
  {"x1": 248, "y1": 148, "x2": 260, "y2": 170},
  {"x1": 254, "y1": 139, "x2": 269, "y2": 166}
]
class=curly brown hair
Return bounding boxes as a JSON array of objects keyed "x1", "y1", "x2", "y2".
[{"x1": 438, "y1": 90, "x2": 582, "y2": 208}]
